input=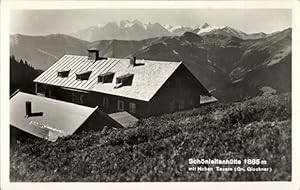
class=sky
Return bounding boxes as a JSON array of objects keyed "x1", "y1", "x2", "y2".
[{"x1": 10, "y1": 9, "x2": 291, "y2": 35}]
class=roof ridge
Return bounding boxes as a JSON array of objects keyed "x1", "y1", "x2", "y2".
[{"x1": 63, "y1": 54, "x2": 182, "y2": 63}]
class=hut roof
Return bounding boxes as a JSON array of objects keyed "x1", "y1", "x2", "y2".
[{"x1": 34, "y1": 55, "x2": 182, "y2": 101}]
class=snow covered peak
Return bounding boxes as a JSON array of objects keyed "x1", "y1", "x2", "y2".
[
  {"x1": 120, "y1": 20, "x2": 148, "y2": 30},
  {"x1": 167, "y1": 25, "x2": 184, "y2": 32},
  {"x1": 162, "y1": 24, "x2": 193, "y2": 35},
  {"x1": 201, "y1": 22, "x2": 211, "y2": 29},
  {"x1": 162, "y1": 24, "x2": 173, "y2": 31},
  {"x1": 195, "y1": 25, "x2": 224, "y2": 35},
  {"x1": 120, "y1": 20, "x2": 133, "y2": 28}
]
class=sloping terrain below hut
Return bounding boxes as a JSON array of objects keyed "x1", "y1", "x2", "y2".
[{"x1": 10, "y1": 92, "x2": 291, "y2": 181}]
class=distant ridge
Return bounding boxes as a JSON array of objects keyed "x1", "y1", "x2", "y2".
[{"x1": 69, "y1": 20, "x2": 271, "y2": 42}]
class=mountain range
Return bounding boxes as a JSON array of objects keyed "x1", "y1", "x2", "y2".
[
  {"x1": 10, "y1": 22, "x2": 291, "y2": 102},
  {"x1": 132, "y1": 29, "x2": 291, "y2": 99},
  {"x1": 70, "y1": 20, "x2": 173, "y2": 42},
  {"x1": 69, "y1": 20, "x2": 271, "y2": 42},
  {"x1": 191, "y1": 23, "x2": 270, "y2": 40}
]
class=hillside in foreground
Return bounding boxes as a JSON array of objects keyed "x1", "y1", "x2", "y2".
[{"x1": 10, "y1": 91, "x2": 291, "y2": 181}]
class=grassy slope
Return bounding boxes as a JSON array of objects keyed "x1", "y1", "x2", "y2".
[{"x1": 10, "y1": 93, "x2": 291, "y2": 182}]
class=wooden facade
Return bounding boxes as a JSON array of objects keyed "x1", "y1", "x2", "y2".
[{"x1": 147, "y1": 64, "x2": 211, "y2": 116}]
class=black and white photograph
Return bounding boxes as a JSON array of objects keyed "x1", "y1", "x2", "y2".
[{"x1": 2, "y1": 2, "x2": 294, "y2": 185}]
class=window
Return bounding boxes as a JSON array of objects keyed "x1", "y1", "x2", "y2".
[
  {"x1": 76, "y1": 71, "x2": 92, "y2": 80},
  {"x1": 103, "y1": 97, "x2": 109, "y2": 108},
  {"x1": 117, "y1": 100, "x2": 125, "y2": 111},
  {"x1": 45, "y1": 89, "x2": 52, "y2": 98},
  {"x1": 129, "y1": 103, "x2": 136, "y2": 113},
  {"x1": 71, "y1": 92, "x2": 85, "y2": 104},
  {"x1": 98, "y1": 72, "x2": 115, "y2": 83},
  {"x1": 36, "y1": 83, "x2": 46, "y2": 96},
  {"x1": 57, "y1": 70, "x2": 70, "y2": 78},
  {"x1": 115, "y1": 73, "x2": 134, "y2": 88}
]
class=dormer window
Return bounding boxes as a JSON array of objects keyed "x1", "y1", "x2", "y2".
[
  {"x1": 57, "y1": 70, "x2": 70, "y2": 78},
  {"x1": 98, "y1": 72, "x2": 115, "y2": 83},
  {"x1": 76, "y1": 71, "x2": 92, "y2": 81},
  {"x1": 115, "y1": 73, "x2": 134, "y2": 88}
]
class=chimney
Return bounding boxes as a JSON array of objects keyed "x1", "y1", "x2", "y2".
[
  {"x1": 25, "y1": 101, "x2": 32, "y2": 116},
  {"x1": 88, "y1": 48, "x2": 100, "y2": 61},
  {"x1": 130, "y1": 56, "x2": 136, "y2": 66}
]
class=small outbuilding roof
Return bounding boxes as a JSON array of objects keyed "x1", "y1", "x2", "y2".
[
  {"x1": 108, "y1": 112, "x2": 139, "y2": 128},
  {"x1": 200, "y1": 95, "x2": 218, "y2": 104},
  {"x1": 34, "y1": 55, "x2": 182, "y2": 101},
  {"x1": 10, "y1": 92, "x2": 98, "y2": 141}
]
